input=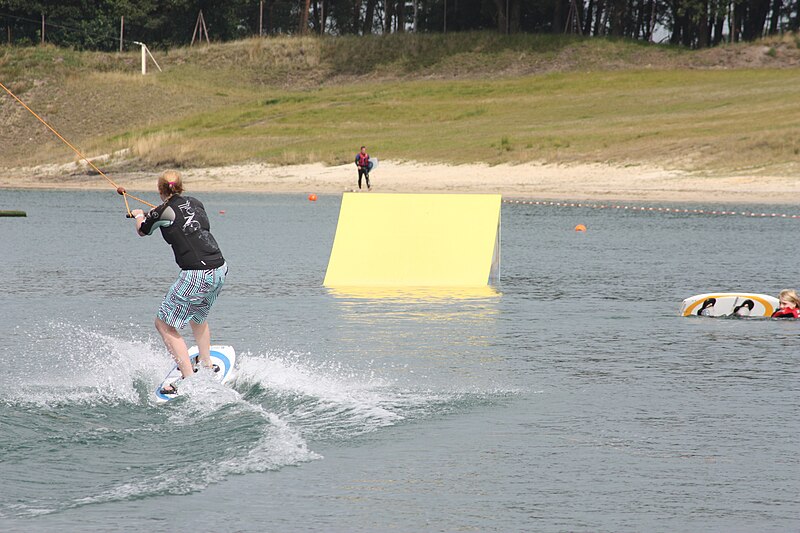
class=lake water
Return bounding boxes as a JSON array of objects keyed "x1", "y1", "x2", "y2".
[{"x1": 1, "y1": 189, "x2": 798, "y2": 532}]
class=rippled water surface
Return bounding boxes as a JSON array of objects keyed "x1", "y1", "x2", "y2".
[{"x1": 1, "y1": 189, "x2": 798, "y2": 532}]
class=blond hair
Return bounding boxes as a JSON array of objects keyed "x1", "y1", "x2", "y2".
[
  {"x1": 157, "y1": 170, "x2": 184, "y2": 197},
  {"x1": 779, "y1": 289, "x2": 800, "y2": 307}
]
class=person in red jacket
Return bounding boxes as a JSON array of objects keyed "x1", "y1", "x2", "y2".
[
  {"x1": 771, "y1": 289, "x2": 800, "y2": 318},
  {"x1": 355, "y1": 146, "x2": 372, "y2": 190}
]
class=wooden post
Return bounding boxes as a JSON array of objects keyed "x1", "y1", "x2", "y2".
[
  {"x1": 145, "y1": 45, "x2": 162, "y2": 72},
  {"x1": 119, "y1": 16, "x2": 124, "y2": 52},
  {"x1": 201, "y1": 11, "x2": 210, "y2": 43},
  {"x1": 259, "y1": 1, "x2": 264, "y2": 36},
  {"x1": 191, "y1": 13, "x2": 199, "y2": 44},
  {"x1": 413, "y1": 0, "x2": 418, "y2": 32},
  {"x1": 7, "y1": 24, "x2": 11, "y2": 45},
  {"x1": 191, "y1": 10, "x2": 210, "y2": 45},
  {"x1": 41, "y1": 13, "x2": 45, "y2": 44},
  {"x1": 134, "y1": 42, "x2": 162, "y2": 75},
  {"x1": 443, "y1": 0, "x2": 447, "y2": 33},
  {"x1": 564, "y1": 0, "x2": 582, "y2": 34}
]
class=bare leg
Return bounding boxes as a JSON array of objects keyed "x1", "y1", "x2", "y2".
[
  {"x1": 155, "y1": 318, "x2": 193, "y2": 378},
  {"x1": 190, "y1": 320, "x2": 213, "y2": 368}
]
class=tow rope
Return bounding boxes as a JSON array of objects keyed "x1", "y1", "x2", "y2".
[{"x1": 0, "y1": 80, "x2": 156, "y2": 215}]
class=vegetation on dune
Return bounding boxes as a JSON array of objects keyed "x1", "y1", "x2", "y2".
[{"x1": 1, "y1": 33, "x2": 799, "y2": 175}]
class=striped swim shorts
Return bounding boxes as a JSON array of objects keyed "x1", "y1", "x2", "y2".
[{"x1": 157, "y1": 263, "x2": 228, "y2": 329}]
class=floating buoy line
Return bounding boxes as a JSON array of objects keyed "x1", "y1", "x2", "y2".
[
  {"x1": 503, "y1": 199, "x2": 800, "y2": 219},
  {"x1": 0, "y1": 80, "x2": 154, "y2": 216}
]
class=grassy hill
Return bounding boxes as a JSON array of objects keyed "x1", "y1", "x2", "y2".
[{"x1": 1, "y1": 32, "x2": 799, "y2": 175}]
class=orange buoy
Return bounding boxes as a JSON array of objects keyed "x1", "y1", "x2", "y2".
[
  {"x1": 219, "y1": 210, "x2": 226, "y2": 215},
  {"x1": 575, "y1": 224, "x2": 587, "y2": 232},
  {"x1": 308, "y1": 194, "x2": 317, "y2": 202}
]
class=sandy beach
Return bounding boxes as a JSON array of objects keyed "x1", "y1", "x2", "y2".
[{"x1": 1, "y1": 160, "x2": 799, "y2": 205}]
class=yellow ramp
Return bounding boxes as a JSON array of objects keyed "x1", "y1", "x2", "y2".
[{"x1": 324, "y1": 193, "x2": 501, "y2": 287}]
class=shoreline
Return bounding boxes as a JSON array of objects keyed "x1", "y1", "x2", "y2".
[{"x1": 1, "y1": 160, "x2": 799, "y2": 205}]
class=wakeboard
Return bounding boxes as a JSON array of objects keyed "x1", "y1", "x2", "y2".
[
  {"x1": 680, "y1": 293, "x2": 779, "y2": 318},
  {"x1": 154, "y1": 345, "x2": 236, "y2": 404}
]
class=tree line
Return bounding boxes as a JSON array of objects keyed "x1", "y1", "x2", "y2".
[{"x1": 0, "y1": 0, "x2": 797, "y2": 50}]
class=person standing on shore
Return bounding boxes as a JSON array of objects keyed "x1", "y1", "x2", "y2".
[
  {"x1": 355, "y1": 145, "x2": 372, "y2": 190},
  {"x1": 130, "y1": 170, "x2": 228, "y2": 396}
]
